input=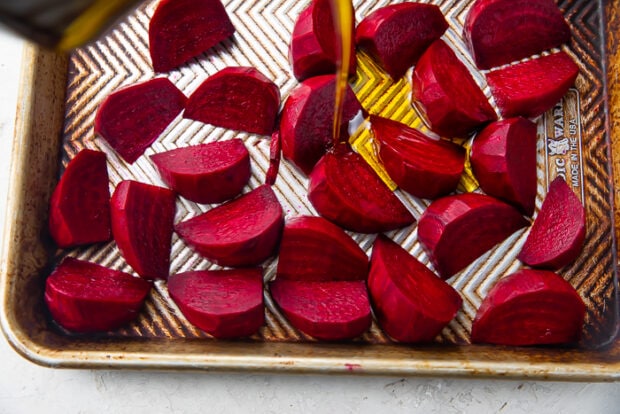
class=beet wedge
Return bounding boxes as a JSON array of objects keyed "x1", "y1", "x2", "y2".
[
  {"x1": 470, "y1": 117, "x2": 537, "y2": 216},
  {"x1": 45, "y1": 257, "x2": 151, "y2": 333},
  {"x1": 276, "y1": 215, "x2": 368, "y2": 282},
  {"x1": 94, "y1": 78, "x2": 187, "y2": 163},
  {"x1": 289, "y1": 0, "x2": 356, "y2": 81},
  {"x1": 185, "y1": 67, "x2": 280, "y2": 136},
  {"x1": 417, "y1": 193, "x2": 528, "y2": 279},
  {"x1": 308, "y1": 146, "x2": 415, "y2": 234},
  {"x1": 280, "y1": 75, "x2": 363, "y2": 175},
  {"x1": 111, "y1": 180, "x2": 176, "y2": 280},
  {"x1": 464, "y1": 0, "x2": 571, "y2": 70},
  {"x1": 518, "y1": 177, "x2": 586, "y2": 269},
  {"x1": 167, "y1": 268, "x2": 264, "y2": 338},
  {"x1": 368, "y1": 235, "x2": 462, "y2": 342},
  {"x1": 150, "y1": 139, "x2": 250, "y2": 204},
  {"x1": 371, "y1": 116, "x2": 465, "y2": 199},
  {"x1": 471, "y1": 269, "x2": 586, "y2": 346},
  {"x1": 149, "y1": 0, "x2": 235, "y2": 72},
  {"x1": 265, "y1": 130, "x2": 282, "y2": 186},
  {"x1": 487, "y1": 51, "x2": 579, "y2": 119},
  {"x1": 49, "y1": 149, "x2": 111, "y2": 248},
  {"x1": 356, "y1": 3, "x2": 448, "y2": 80},
  {"x1": 270, "y1": 279, "x2": 371, "y2": 340},
  {"x1": 175, "y1": 185, "x2": 284, "y2": 267}
]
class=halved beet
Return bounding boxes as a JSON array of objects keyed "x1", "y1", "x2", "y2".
[
  {"x1": 111, "y1": 180, "x2": 176, "y2": 280},
  {"x1": 470, "y1": 117, "x2": 537, "y2": 216},
  {"x1": 289, "y1": 0, "x2": 356, "y2": 81},
  {"x1": 308, "y1": 146, "x2": 415, "y2": 234},
  {"x1": 94, "y1": 78, "x2": 187, "y2": 164},
  {"x1": 175, "y1": 185, "x2": 284, "y2": 267},
  {"x1": 269, "y1": 279, "x2": 371, "y2": 340},
  {"x1": 150, "y1": 139, "x2": 250, "y2": 204},
  {"x1": 356, "y1": 3, "x2": 448, "y2": 80},
  {"x1": 265, "y1": 130, "x2": 281, "y2": 186},
  {"x1": 371, "y1": 115, "x2": 465, "y2": 199},
  {"x1": 417, "y1": 193, "x2": 528, "y2": 279},
  {"x1": 411, "y1": 39, "x2": 497, "y2": 138},
  {"x1": 368, "y1": 235, "x2": 462, "y2": 342},
  {"x1": 167, "y1": 268, "x2": 264, "y2": 338},
  {"x1": 471, "y1": 269, "x2": 586, "y2": 346},
  {"x1": 49, "y1": 149, "x2": 111, "y2": 248},
  {"x1": 280, "y1": 75, "x2": 363, "y2": 175},
  {"x1": 45, "y1": 257, "x2": 151, "y2": 333},
  {"x1": 184, "y1": 67, "x2": 280, "y2": 136},
  {"x1": 149, "y1": 0, "x2": 235, "y2": 72},
  {"x1": 486, "y1": 51, "x2": 579, "y2": 119},
  {"x1": 518, "y1": 177, "x2": 586, "y2": 269},
  {"x1": 276, "y1": 215, "x2": 368, "y2": 282},
  {"x1": 464, "y1": 0, "x2": 571, "y2": 70}
]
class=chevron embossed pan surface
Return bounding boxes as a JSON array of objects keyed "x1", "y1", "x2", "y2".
[{"x1": 2, "y1": 0, "x2": 620, "y2": 379}]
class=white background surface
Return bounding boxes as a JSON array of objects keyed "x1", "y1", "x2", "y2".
[{"x1": 0, "y1": 30, "x2": 619, "y2": 414}]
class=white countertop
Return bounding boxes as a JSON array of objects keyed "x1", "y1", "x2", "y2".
[{"x1": 0, "y1": 30, "x2": 619, "y2": 414}]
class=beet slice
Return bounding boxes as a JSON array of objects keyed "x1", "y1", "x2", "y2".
[
  {"x1": 150, "y1": 139, "x2": 250, "y2": 204},
  {"x1": 149, "y1": 0, "x2": 235, "y2": 72},
  {"x1": 486, "y1": 51, "x2": 579, "y2": 119},
  {"x1": 280, "y1": 75, "x2": 363, "y2": 175},
  {"x1": 464, "y1": 0, "x2": 571, "y2": 70},
  {"x1": 94, "y1": 78, "x2": 187, "y2": 164},
  {"x1": 411, "y1": 39, "x2": 497, "y2": 138},
  {"x1": 471, "y1": 269, "x2": 586, "y2": 346},
  {"x1": 356, "y1": 3, "x2": 448, "y2": 80},
  {"x1": 269, "y1": 279, "x2": 371, "y2": 340},
  {"x1": 371, "y1": 116, "x2": 465, "y2": 199},
  {"x1": 167, "y1": 268, "x2": 264, "y2": 338},
  {"x1": 308, "y1": 146, "x2": 415, "y2": 233},
  {"x1": 44, "y1": 257, "x2": 151, "y2": 333},
  {"x1": 49, "y1": 149, "x2": 111, "y2": 248},
  {"x1": 276, "y1": 215, "x2": 368, "y2": 282},
  {"x1": 417, "y1": 193, "x2": 528, "y2": 279},
  {"x1": 470, "y1": 117, "x2": 537, "y2": 216},
  {"x1": 184, "y1": 67, "x2": 280, "y2": 136},
  {"x1": 518, "y1": 177, "x2": 586, "y2": 269},
  {"x1": 368, "y1": 235, "x2": 462, "y2": 342},
  {"x1": 175, "y1": 185, "x2": 284, "y2": 267},
  {"x1": 289, "y1": 0, "x2": 356, "y2": 81},
  {"x1": 111, "y1": 180, "x2": 176, "y2": 280},
  {"x1": 265, "y1": 130, "x2": 281, "y2": 186}
]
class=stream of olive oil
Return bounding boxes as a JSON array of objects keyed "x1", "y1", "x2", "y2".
[{"x1": 330, "y1": 0, "x2": 354, "y2": 143}]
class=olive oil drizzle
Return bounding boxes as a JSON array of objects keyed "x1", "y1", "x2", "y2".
[{"x1": 330, "y1": 0, "x2": 354, "y2": 144}]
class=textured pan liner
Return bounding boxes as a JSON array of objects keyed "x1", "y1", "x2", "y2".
[{"x1": 2, "y1": 0, "x2": 620, "y2": 380}]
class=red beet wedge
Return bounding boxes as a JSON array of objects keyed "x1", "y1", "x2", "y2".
[
  {"x1": 111, "y1": 180, "x2": 176, "y2": 280},
  {"x1": 470, "y1": 117, "x2": 537, "y2": 216},
  {"x1": 289, "y1": 0, "x2": 356, "y2": 81},
  {"x1": 417, "y1": 193, "x2": 528, "y2": 279},
  {"x1": 150, "y1": 139, "x2": 250, "y2": 204},
  {"x1": 368, "y1": 235, "x2": 462, "y2": 342},
  {"x1": 167, "y1": 268, "x2": 264, "y2": 338},
  {"x1": 276, "y1": 216, "x2": 368, "y2": 282},
  {"x1": 175, "y1": 185, "x2": 284, "y2": 267},
  {"x1": 464, "y1": 0, "x2": 571, "y2": 70},
  {"x1": 411, "y1": 39, "x2": 497, "y2": 138},
  {"x1": 269, "y1": 279, "x2": 371, "y2": 340},
  {"x1": 356, "y1": 3, "x2": 448, "y2": 80},
  {"x1": 308, "y1": 146, "x2": 415, "y2": 234},
  {"x1": 471, "y1": 269, "x2": 586, "y2": 346},
  {"x1": 185, "y1": 67, "x2": 280, "y2": 136},
  {"x1": 149, "y1": 0, "x2": 235, "y2": 72},
  {"x1": 45, "y1": 257, "x2": 151, "y2": 333},
  {"x1": 94, "y1": 78, "x2": 187, "y2": 164},
  {"x1": 265, "y1": 130, "x2": 281, "y2": 186},
  {"x1": 371, "y1": 116, "x2": 465, "y2": 199},
  {"x1": 518, "y1": 177, "x2": 586, "y2": 269},
  {"x1": 49, "y1": 149, "x2": 111, "y2": 248},
  {"x1": 487, "y1": 51, "x2": 579, "y2": 119},
  {"x1": 280, "y1": 75, "x2": 363, "y2": 175}
]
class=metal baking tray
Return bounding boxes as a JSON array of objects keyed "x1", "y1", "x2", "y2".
[{"x1": 2, "y1": 0, "x2": 620, "y2": 380}]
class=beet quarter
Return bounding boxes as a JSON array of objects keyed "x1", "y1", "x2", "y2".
[{"x1": 265, "y1": 130, "x2": 282, "y2": 186}]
